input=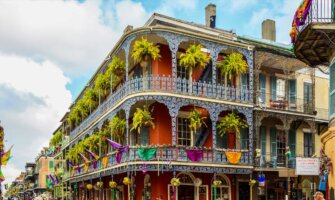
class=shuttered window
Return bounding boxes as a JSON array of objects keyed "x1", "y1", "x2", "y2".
[
  {"x1": 270, "y1": 76, "x2": 277, "y2": 101},
  {"x1": 140, "y1": 127, "x2": 150, "y2": 146},
  {"x1": 289, "y1": 79, "x2": 296, "y2": 105},
  {"x1": 260, "y1": 74, "x2": 266, "y2": 103},
  {"x1": 240, "y1": 128, "x2": 249, "y2": 149},
  {"x1": 270, "y1": 127, "x2": 277, "y2": 158},
  {"x1": 260, "y1": 126, "x2": 266, "y2": 156},
  {"x1": 330, "y1": 62, "x2": 335, "y2": 117}
]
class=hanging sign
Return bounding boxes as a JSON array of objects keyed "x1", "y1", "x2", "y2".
[{"x1": 296, "y1": 157, "x2": 320, "y2": 175}]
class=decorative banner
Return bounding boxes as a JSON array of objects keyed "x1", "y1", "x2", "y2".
[
  {"x1": 85, "y1": 149, "x2": 99, "y2": 160},
  {"x1": 84, "y1": 164, "x2": 89, "y2": 172},
  {"x1": 1, "y1": 145, "x2": 13, "y2": 166},
  {"x1": 78, "y1": 153, "x2": 90, "y2": 164},
  {"x1": 185, "y1": 149, "x2": 203, "y2": 162},
  {"x1": 225, "y1": 151, "x2": 241, "y2": 164},
  {"x1": 92, "y1": 161, "x2": 98, "y2": 169},
  {"x1": 107, "y1": 139, "x2": 129, "y2": 164},
  {"x1": 290, "y1": 0, "x2": 313, "y2": 43},
  {"x1": 102, "y1": 156, "x2": 109, "y2": 168},
  {"x1": 48, "y1": 174, "x2": 55, "y2": 186},
  {"x1": 138, "y1": 148, "x2": 157, "y2": 161},
  {"x1": 296, "y1": 157, "x2": 320, "y2": 175}
]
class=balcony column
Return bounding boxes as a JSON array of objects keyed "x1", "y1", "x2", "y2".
[
  {"x1": 209, "y1": 47, "x2": 220, "y2": 85},
  {"x1": 121, "y1": 35, "x2": 136, "y2": 84}
]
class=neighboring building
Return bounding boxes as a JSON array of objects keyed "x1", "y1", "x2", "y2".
[
  {"x1": 5, "y1": 172, "x2": 25, "y2": 199},
  {"x1": 291, "y1": 0, "x2": 335, "y2": 197},
  {"x1": 23, "y1": 163, "x2": 36, "y2": 199},
  {"x1": 34, "y1": 148, "x2": 55, "y2": 197}
]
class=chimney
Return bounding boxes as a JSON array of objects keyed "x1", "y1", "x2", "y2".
[
  {"x1": 205, "y1": 4, "x2": 216, "y2": 28},
  {"x1": 262, "y1": 19, "x2": 276, "y2": 41},
  {"x1": 123, "y1": 25, "x2": 133, "y2": 34}
]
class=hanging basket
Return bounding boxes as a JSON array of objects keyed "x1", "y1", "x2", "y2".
[
  {"x1": 170, "y1": 178, "x2": 180, "y2": 187},
  {"x1": 225, "y1": 151, "x2": 242, "y2": 164},
  {"x1": 109, "y1": 181, "x2": 117, "y2": 189},
  {"x1": 123, "y1": 177, "x2": 131, "y2": 185}
]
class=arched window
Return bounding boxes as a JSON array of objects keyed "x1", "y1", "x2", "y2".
[{"x1": 212, "y1": 174, "x2": 231, "y2": 200}]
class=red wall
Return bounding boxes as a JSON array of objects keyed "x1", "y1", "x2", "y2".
[
  {"x1": 152, "y1": 44, "x2": 172, "y2": 77},
  {"x1": 150, "y1": 102, "x2": 172, "y2": 145}
]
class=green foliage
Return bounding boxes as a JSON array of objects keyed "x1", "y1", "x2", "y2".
[
  {"x1": 67, "y1": 104, "x2": 82, "y2": 127},
  {"x1": 109, "y1": 116, "x2": 126, "y2": 143},
  {"x1": 108, "y1": 56, "x2": 125, "y2": 76},
  {"x1": 217, "y1": 52, "x2": 248, "y2": 80},
  {"x1": 50, "y1": 131, "x2": 63, "y2": 147},
  {"x1": 83, "y1": 134, "x2": 100, "y2": 153},
  {"x1": 83, "y1": 88, "x2": 99, "y2": 110},
  {"x1": 94, "y1": 73, "x2": 111, "y2": 99},
  {"x1": 188, "y1": 109, "x2": 207, "y2": 132},
  {"x1": 131, "y1": 106, "x2": 155, "y2": 134},
  {"x1": 217, "y1": 113, "x2": 248, "y2": 137},
  {"x1": 131, "y1": 37, "x2": 161, "y2": 64},
  {"x1": 179, "y1": 44, "x2": 210, "y2": 70},
  {"x1": 77, "y1": 99, "x2": 89, "y2": 119}
]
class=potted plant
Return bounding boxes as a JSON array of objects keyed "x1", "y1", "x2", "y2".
[
  {"x1": 217, "y1": 52, "x2": 248, "y2": 86},
  {"x1": 131, "y1": 106, "x2": 155, "y2": 134},
  {"x1": 217, "y1": 112, "x2": 247, "y2": 138},
  {"x1": 108, "y1": 56, "x2": 125, "y2": 77},
  {"x1": 131, "y1": 37, "x2": 161, "y2": 68},
  {"x1": 50, "y1": 131, "x2": 63, "y2": 147},
  {"x1": 109, "y1": 116, "x2": 126, "y2": 144},
  {"x1": 188, "y1": 109, "x2": 207, "y2": 132},
  {"x1": 179, "y1": 44, "x2": 210, "y2": 83}
]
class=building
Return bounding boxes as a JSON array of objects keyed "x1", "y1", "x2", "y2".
[
  {"x1": 5, "y1": 172, "x2": 25, "y2": 199},
  {"x1": 23, "y1": 162, "x2": 36, "y2": 199},
  {"x1": 30, "y1": 3, "x2": 329, "y2": 200},
  {"x1": 291, "y1": 0, "x2": 335, "y2": 197}
]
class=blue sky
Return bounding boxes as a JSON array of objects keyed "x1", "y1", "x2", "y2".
[{"x1": 0, "y1": 0, "x2": 301, "y2": 185}]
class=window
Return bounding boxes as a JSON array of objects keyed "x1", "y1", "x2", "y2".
[
  {"x1": 270, "y1": 128, "x2": 286, "y2": 167},
  {"x1": 177, "y1": 117, "x2": 191, "y2": 146},
  {"x1": 276, "y1": 79, "x2": 286, "y2": 100},
  {"x1": 49, "y1": 161, "x2": 54, "y2": 171},
  {"x1": 330, "y1": 62, "x2": 335, "y2": 117},
  {"x1": 240, "y1": 128, "x2": 249, "y2": 149},
  {"x1": 177, "y1": 60, "x2": 189, "y2": 80},
  {"x1": 304, "y1": 82, "x2": 313, "y2": 113},
  {"x1": 304, "y1": 132, "x2": 313, "y2": 157},
  {"x1": 217, "y1": 68, "x2": 225, "y2": 85},
  {"x1": 259, "y1": 74, "x2": 266, "y2": 103}
]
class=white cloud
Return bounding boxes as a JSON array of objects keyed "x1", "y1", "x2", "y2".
[
  {"x1": 156, "y1": 0, "x2": 199, "y2": 16},
  {"x1": 243, "y1": 0, "x2": 301, "y2": 43},
  {"x1": 2, "y1": 164, "x2": 21, "y2": 189},
  {"x1": 0, "y1": 0, "x2": 117, "y2": 76},
  {"x1": 0, "y1": 53, "x2": 72, "y2": 183}
]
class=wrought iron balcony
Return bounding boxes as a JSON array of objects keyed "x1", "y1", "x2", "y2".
[
  {"x1": 257, "y1": 154, "x2": 296, "y2": 169},
  {"x1": 70, "y1": 75, "x2": 252, "y2": 139},
  {"x1": 298, "y1": 0, "x2": 335, "y2": 33},
  {"x1": 69, "y1": 146, "x2": 252, "y2": 178}
]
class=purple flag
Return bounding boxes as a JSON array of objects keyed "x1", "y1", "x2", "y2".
[
  {"x1": 85, "y1": 149, "x2": 99, "y2": 160},
  {"x1": 107, "y1": 139, "x2": 129, "y2": 164},
  {"x1": 185, "y1": 149, "x2": 203, "y2": 162}
]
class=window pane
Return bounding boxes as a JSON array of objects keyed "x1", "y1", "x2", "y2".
[{"x1": 177, "y1": 117, "x2": 191, "y2": 146}]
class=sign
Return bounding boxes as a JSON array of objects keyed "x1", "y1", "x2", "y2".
[{"x1": 296, "y1": 157, "x2": 320, "y2": 175}]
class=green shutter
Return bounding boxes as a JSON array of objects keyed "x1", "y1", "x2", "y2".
[
  {"x1": 270, "y1": 128, "x2": 277, "y2": 157},
  {"x1": 49, "y1": 161, "x2": 54, "y2": 171},
  {"x1": 240, "y1": 128, "x2": 248, "y2": 149},
  {"x1": 217, "y1": 133, "x2": 227, "y2": 149},
  {"x1": 289, "y1": 129, "x2": 296, "y2": 157},
  {"x1": 289, "y1": 79, "x2": 296, "y2": 105},
  {"x1": 241, "y1": 74, "x2": 248, "y2": 90},
  {"x1": 270, "y1": 76, "x2": 277, "y2": 101},
  {"x1": 304, "y1": 82, "x2": 312, "y2": 113},
  {"x1": 260, "y1": 74, "x2": 266, "y2": 103},
  {"x1": 140, "y1": 127, "x2": 150, "y2": 146},
  {"x1": 260, "y1": 126, "x2": 266, "y2": 156},
  {"x1": 330, "y1": 62, "x2": 335, "y2": 116}
]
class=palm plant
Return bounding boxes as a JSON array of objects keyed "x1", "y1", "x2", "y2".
[
  {"x1": 76, "y1": 99, "x2": 89, "y2": 119},
  {"x1": 217, "y1": 52, "x2": 248, "y2": 85},
  {"x1": 108, "y1": 56, "x2": 125, "y2": 77},
  {"x1": 67, "y1": 105, "x2": 82, "y2": 127},
  {"x1": 83, "y1": 88, "x2": 99, "y2": 112},
  {"x1": 131, "y1": 37, "x2": 161, "y2": 67},
  {"x1": 188, "y1": 109, "x2": 207, "y2": 133},
  {"x1": 217, "y1": 113, "x2": 248, "y2": 138},
  {"x1": 131, "y1": 106, "x2": 155, "y2": 134},
  {"x1": 179, "y1": 44, "x2": 210, "y2": 82},
  {"x1": 109, "y1": 116, "x2": 126, "y2": 144},
  {"x1": 94, "y1": 73, "x2": 111, "y2": 100},
  {"x1": 50, "y1": 131, "x2": 63, "y2": 147}
]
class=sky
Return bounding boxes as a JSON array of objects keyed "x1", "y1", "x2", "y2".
[{"x1": 0, "y1": 0, "x2": 302, "y2": 186}]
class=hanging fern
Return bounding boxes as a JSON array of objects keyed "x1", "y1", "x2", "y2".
[
  {"x1": 109, "y1": 116, "x2": 126, "y2": 143},
  {"x1": 179, "y1": 44, "x2": 210, "y2": 70},
  {"x1": 108, "y1": 56, "x2": 125, "y2": 77},
  {"x1": 188, "y1": 109, "x2": 207, "y2": 132},
  {"x1": 217, "y1": 113, "x2": 248, "y2": 137},
  {"x1": 131, "y1": 106, "x2": 155, "y2": 134},
  {"x1": 131, "y1": 37, "x2": 161, "y2": 64},
  {"x1": 50, "y1": 131, "x2": 63, "y2": 147},
  {"x1": 94, "y1": 73, "x2": 111, "y2": 100},
  {"x1": 217, "y1": 52, "x2": 248, "y2": 80},
  {"x1": 83, "y1": 88, "x2": 99, "y2": 111}
]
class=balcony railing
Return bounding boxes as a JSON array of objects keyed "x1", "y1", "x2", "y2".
[
  {"x1": 68, "y1": 146, "x2": 252, "y2": 178},
  {"x1": 258, "y1": 154, "x2": 296, "y2": 169},
  {"x1": 70, "y1": 75, "x2": 252, "y2": 139},
  {"x1": 298, "y1": 0, "x2": 335, "y2": 32},
  {"x1": 258, "y1": 93, "x2": 314, "y2": 114}
]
